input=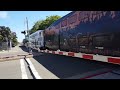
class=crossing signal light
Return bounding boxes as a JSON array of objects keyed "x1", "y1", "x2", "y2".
[{"x1": 21, "y1": 31, "x2": 26, "y2": 35}]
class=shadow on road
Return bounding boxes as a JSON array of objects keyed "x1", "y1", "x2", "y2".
[
  {"x1": 19, "y1": 46, "x2": 43, "y2": 56},
  {"x1": 32, "y1": 53, "x2": 120, "y2": 79},
  {"x1": 19, "y1": 46, "x2": 28, "y2": 53}
]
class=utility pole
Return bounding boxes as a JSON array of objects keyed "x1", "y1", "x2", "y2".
[
  {"x1": 26, "y1": 17, "x2": 32, "y2": 53},
  {"x1": 26, "y1": 17, "x2": 29, "y2": 35}
]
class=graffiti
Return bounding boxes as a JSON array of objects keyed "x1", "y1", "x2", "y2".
[
  {"x1": 110, "y1": 11, "x2": 116, "y2": 18},
  {"x1": 45, "y1": 11, "x2": 120, "y2": 56},
  {"x1": 78, "y1": 11, "x2": 116, "y2": 24},
  {"x1": 55, "y1": 23, "x2": 60, "y2": 29},
  {"x1": 61, "y1": 19, "x2": 67, "y2": 27},
  {"x1": 68, "y1": 14, "x2": 77, "y2": 24}
]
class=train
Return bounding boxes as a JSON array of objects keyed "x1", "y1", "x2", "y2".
[
  {"x1": 29, "y1": 30, "x2": 44, "y2": 49},
  {"x1": 29, "y1": 11, "x2": 120, "y2": 57}
]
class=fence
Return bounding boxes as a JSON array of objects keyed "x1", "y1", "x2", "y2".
[{"x1": 0, "y1": 42, "x2": 8, "y2": 51}]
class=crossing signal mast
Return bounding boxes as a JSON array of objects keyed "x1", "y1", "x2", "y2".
[
  {"x1": 21, "y1": 17, "x2": 29, "y2": 36},
  {"x1": 21, "y1": 17, "x2": 31, "y2": 53}
]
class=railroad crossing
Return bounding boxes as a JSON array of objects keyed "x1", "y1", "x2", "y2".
[{"x1": 0, "y1": 45, "x2": 120, "y2": 79}]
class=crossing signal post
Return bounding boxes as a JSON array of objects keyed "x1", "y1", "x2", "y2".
[{"x1": 21, "y1": 17, "x2": 32, "y2": 54}]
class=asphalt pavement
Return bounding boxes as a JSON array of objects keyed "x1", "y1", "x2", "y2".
[{"x1": 32, "y1": 53, "x2": 120, "y2": 79}]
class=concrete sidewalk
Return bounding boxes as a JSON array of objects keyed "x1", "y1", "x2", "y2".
[
  {"x1": 0, "y1": 46, "x2": 29, "y2": 58},
  {"x1": 0, "y1": 46, "x2": 25, "y2": 53},
  {"x1": 0, "y1": 46, "x2": 42, "y2": 61}
]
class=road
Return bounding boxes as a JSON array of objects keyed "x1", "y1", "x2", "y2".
[
  {"x1": 32, "y1": 53, "x2": 120, "y2": 79},
  {"x1": 0, "y1": 46, "x2": 120, "y2": 79},
  {"x1": 0, "y1": 57, "x2": 58, "y2": 79},
  {"x1": 0, "y1": 59, "x2": 33, "y2": 79}
]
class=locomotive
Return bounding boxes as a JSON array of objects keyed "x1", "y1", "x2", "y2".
[{"x1": 30, "y1": 11, "x2": 120, "y2": 57}]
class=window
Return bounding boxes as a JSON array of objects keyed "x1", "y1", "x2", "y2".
[
  {"x1": 39, "y1": 32, "x2": 41, "y2": 36},
  {"x1": 93, "y1": 35, "x2": 111, "y2": 46}
]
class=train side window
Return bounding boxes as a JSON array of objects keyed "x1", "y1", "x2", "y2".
[
  {"x1": 93, "y1": 35, "x2": 111, "y2": 46},
  {"x1": 39, "y1": 32, "x2": 41, "y2": 36}
]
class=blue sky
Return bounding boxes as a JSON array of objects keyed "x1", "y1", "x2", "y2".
[{"x1": 0, "y1": 11, "x2": 71, "y2": 42}]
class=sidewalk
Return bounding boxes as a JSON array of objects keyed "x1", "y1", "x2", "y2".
[
  {"x1": 0, "y1": 46, "x2": 29, "y2": 58},
  {"x1": 0, "y1": 46, "x2": 23, "y2": 53}
]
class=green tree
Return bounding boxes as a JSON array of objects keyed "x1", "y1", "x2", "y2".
[
  {"x1": 0, "y1": 26, "x2": 18, "y2": 46},
  {"x1": 11, "y1": 32, "x2": 18, "y2": 46},
  {"x1": 30, "y1": 20, "x2": 43, "y2": 34},
  {"x1": 0, "y1": 35, "x2": 3, "y2": 41},
  {"x1": 0, "y1": 26, "x2": 11, "y2": 42},
  {"x1": 29, "y1": 15, "x2": 61, "y2": 34}
]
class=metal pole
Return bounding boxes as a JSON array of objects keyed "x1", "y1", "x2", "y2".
[
  {"x1": 26, "y1": 17, "x2": 29, "y2": 34},
  {"x1": 26, "y1": 17, "x2": 31, "y2": 53},
  {"x1": 6, "y1": 37, "x2": 9, "y2": 52}
]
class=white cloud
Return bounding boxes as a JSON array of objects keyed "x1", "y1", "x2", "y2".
[{"x1": 0, "y1": 11, "x2": 8, "y2": 19}]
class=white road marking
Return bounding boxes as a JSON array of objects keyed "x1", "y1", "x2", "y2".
[
  {"x1": 20, "y1": 59, "x2": 28, "y2": 79},
  {"x1": 26, "y1": 58, "x2": 42, "y2": 79}
]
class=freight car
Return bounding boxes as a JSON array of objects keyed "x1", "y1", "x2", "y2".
[{"x1": 44, "y1": 11, "x2": 120, "y2": 57}]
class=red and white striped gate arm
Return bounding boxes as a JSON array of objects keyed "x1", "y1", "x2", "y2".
[{"x1": 38, "y1": 49, "x2": 120, "y2": 65}]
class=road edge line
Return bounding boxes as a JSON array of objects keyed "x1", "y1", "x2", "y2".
[
  {"x1": 20, "y1": 59, "x2": 28, "y2": 79},
  {"x1": 25, "y1": 58, "x2": 42, "y2": 79}
]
